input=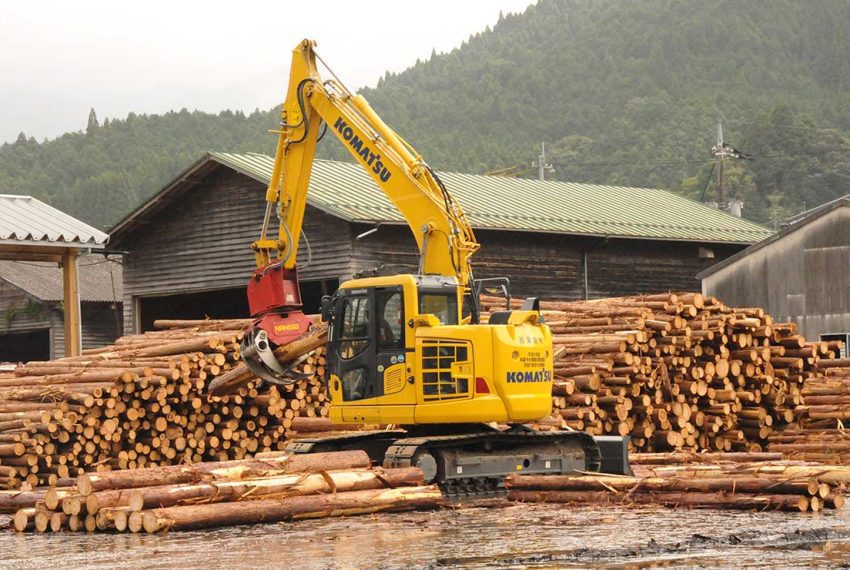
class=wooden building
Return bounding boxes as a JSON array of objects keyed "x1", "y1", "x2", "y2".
[
  {"x1": 699, "y1": 196, "x2": 850, "y2": 345},
  {"x1": 110, "y1": 152, "x2": 772, "y2": 333},
  {"x1": 0, "y1": 257, "x2": 123, "y2": 361}
]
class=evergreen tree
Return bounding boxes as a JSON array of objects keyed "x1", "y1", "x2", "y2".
[{"x1": 86, "y1": 108, "x2": 99, "y2": 136}]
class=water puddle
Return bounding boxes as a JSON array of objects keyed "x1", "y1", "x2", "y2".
[{"x1": 3, "y1": 504, "x2": 850, "y2": 569}]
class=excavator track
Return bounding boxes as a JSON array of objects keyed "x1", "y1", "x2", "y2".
[{"x1": 286, "y1": 426, "x2": 605, "y2": 499}]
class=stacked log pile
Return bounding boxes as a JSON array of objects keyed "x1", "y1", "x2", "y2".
[
  {"x1": 508, "y1": 452, "x2": 846, "y2": 513},
  {"x1": 0, "y1": 319, "x2": 330, "y2": 489},
  {"x1": 768, "y1": 358, "x2": 850, "y2": 463},
  {"x1": 0, "y1": 291, "x2": 843, "y2": 496},
  {"x1": 481, "y1": 293, "x2": 832, "y2": 452},
  {"x1": 7, "y1": 450, "x2": 443, "y2": 533}
]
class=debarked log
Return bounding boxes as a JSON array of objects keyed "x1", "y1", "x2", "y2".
[{"x1": 140, "y1": 485, "x2": 444, "y2": 532}]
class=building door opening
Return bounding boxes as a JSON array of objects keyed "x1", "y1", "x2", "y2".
[
  {"x1": 0, "y1": 329, "x2": 50, "y2": 363},
  {"x1": 137, "y1": 279, "x2": 339, "y2": 333}
]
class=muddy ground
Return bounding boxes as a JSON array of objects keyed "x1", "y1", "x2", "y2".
[{"x1": 3, "y1": 503, "x2": 850, "y2": 569}]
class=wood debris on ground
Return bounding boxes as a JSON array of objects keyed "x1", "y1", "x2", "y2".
[{"x1": 508, "y1": 451, "x2": 846, "y2": 513}]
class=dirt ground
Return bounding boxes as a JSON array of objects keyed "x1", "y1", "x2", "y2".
[{"x1": 3, "y1": 503, "x2": 850, "y2": 569}]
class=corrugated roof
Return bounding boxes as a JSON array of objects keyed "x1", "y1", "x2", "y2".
[
  {"x1": 0, "y1": 195, "x2": 108, "y2": 248},
  {"x1": 111, "y1": 151, "x2": 772, "y2": 245},
  {"x1": 0, "y1": 257, "x2": 122, "y2": 302},
  {"x1": 210, "y1": 152, "x2": 771, "y2": 244}
]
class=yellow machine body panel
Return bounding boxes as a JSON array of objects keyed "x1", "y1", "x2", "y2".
[{"x1": 326, "y1": 274, "x2": 554, "y2": 426}]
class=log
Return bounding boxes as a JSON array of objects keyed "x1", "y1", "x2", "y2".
[
  {"x1": 508, "y1": 490, "x2": 811, "y2": 512},
  {"x1": 140, "y1": 485, "x2": 443, "y2": 532},
  {"x1": 13, "y1": 508, "x2": 34, "y2": 531},
  {"x1": 507, "y1": 474, "x2": 821, "y2": 496},
  {"x1": 208, "y1": 327, "x2": 327, "y2": 396},
  {"x1": 76, "y1": 450, "x2": 370, "y2": 495},
  {"x1": 127, "y1": 467, "x2": 424, "y2": 510},
  {"x1": 0, "y1": 487, "x2": 72, "y2": 514},
  {"x1": 629, "y1": 452, "x2": 784, "y2": 465},
  {"x1": 95, "y1": 506, "x2": 133, "y2": 532}
]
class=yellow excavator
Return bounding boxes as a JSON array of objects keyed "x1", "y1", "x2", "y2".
[{"x1": 241, "y1": 39, "x2": 630, "y2": 494}]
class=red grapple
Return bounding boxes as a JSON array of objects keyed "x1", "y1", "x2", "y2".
[{"x1": 246, "y1": 264, "x2": 312, "y2": 346}]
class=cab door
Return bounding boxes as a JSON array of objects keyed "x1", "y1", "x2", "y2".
[
  {"x1": 327, "y1": 289, "x2": 386, "y2": 405},
  {"x1": 374, "y1": 287, "x2": 410, "y2": 406}
]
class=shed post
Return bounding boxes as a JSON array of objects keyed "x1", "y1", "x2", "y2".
[{"x1": 62, "y1": 249, "x2": 82, "y2": 357}]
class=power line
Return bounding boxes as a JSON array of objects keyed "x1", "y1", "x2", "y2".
[
  {"x1": 549, "y1": 158, "x2": 714, "y2": 168},
  {"x1": 548, "y1": 149, "x2": 847, "y2": 169},
  {"x1": 726, "y1": 119, "x2": 847, "y2": 132}
]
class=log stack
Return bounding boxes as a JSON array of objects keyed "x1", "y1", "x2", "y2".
[
  {"x1": 0, "y1": 291, "x2": 842, "y2": 492},
  {"x1": 508, "y1": 451, "x2": 846, "y2": 512},
  {"x1": 481, "y1": 293, "x2": 831, "y2": 452},
  {"x1": 8, "y1": 450, "x2": 443, "y2": 533},
  {"x1": 0, "y1": 319, "x2": 331, "y2": 489},
  {"x1": 768, "y1": 357, "x2": 850, "y2": 462}
]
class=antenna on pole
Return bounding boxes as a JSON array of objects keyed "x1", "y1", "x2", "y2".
[
  {"x1": 708, "y1": 118, "x2": 752, "y2": 217},
  {"x1": 715, "y1": 119, "x2": 726, "y2": 206},
  {"x1": 531, "y1": 142, "x2": 555, "y2": 181}
]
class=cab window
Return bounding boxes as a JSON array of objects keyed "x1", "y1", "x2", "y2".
[
  {"x1": 376, "y1": 289, "x2": 404, "y2": 350},
  {"x1": 418, "y1": 292, "x2": 458, "y2": 325},
  {"x1": 338, "y1": 295, "x2": 369, "y2": 358}
]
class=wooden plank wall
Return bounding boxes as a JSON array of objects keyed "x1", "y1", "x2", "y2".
[
  {"x1": 117, "y1": 167, "x2": 353, "y2": 332},
  {"x1": 348, "y1": 224, "x2": 742, "y2": 300},
  {"x1": 705, "y1": 206, "x2": 850, "y2": 340},
  {"x1": 0, "y1": 279, "x2": 122, "y2": 359},
  {"x1": 51, "y1": 304, "x2": 123, "y2": 359},
  {"x1": 0, "y1": 283, "x2": 51, "y2": 334}
]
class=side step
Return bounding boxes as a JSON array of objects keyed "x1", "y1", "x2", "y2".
[{"x1": 595, "y1": 435, "x2": 633, "y2": 476}]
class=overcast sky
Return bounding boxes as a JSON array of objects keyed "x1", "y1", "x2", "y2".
[{"x1": 0, "y1": 0, "x2": 536, "y2": 144}]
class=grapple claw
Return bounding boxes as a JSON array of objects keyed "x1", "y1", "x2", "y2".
[{"x1": 240, "y1": 327, "x2": 313, "y2": 386}]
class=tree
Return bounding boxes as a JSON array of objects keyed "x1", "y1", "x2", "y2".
[{"x1": 86, "y1": 108, "x2": 99, "y2": 136}]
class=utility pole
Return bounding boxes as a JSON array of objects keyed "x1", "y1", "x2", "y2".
[
  {"x1": 712, "y1": 119, "x2": 727, "y2": 208},
  {"x1": 531, "y1": 142, "x2": 555, "y2": 181},
  {"x1": 708, "y1": 119, "x2": 751, "y2": 217}
]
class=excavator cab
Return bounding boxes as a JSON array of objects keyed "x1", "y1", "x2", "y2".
[
  {"x1": 322, "y1": 273, "x2": 557, "y2": 426},
  {"x1": 322, "y1": 274, "x2": 463, "y2": 423}
]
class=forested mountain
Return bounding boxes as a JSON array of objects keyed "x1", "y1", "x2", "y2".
[
  {"x1": 2, "y1": 0, "x2": 850, "y2": 229},
  {"x1": 0, "y1": 109, "x2": 278, "y2": 228}
]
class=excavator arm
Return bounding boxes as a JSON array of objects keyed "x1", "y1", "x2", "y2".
[
  {"x1": 255, "y1": 39, "x2": 479, "y2": 285},
  {"x1": 243, "y1": 39, "x2": 480, "y2": 382}
]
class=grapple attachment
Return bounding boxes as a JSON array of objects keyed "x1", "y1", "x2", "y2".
[
  {"x1": 242, "y1": 262, "x2": 314, "y2": 386},
  {"x1": 240, "y1": 311, "x2": 313, "y2": 386}
]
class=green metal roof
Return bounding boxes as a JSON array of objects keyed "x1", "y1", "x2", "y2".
[
  {"x1": 209, "y1": 152, "x2": 771, "y2": 244},
  {"x1": 113, "y1": 151, "x2": 771, "y2": 245}
]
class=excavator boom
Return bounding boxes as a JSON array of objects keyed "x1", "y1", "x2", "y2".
[{"x1": 242, "y1": 39, "x2": 480, "y2": 382}]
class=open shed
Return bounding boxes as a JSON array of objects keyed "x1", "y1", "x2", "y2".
[{"x1": 0, "y1": 194, "x2": 109, "y2": 358}]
